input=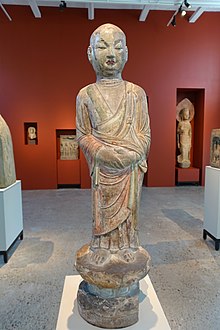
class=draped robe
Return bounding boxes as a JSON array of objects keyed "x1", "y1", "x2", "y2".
[
  {"x1": 177, "y1": 120, "x2": 192, "y2": 165},
  {"x1": 76, "y1": 81, "x2": 150, "y2": 250}
]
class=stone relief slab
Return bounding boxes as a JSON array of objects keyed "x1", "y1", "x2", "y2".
[
  {"x1": 60, "y1": 135, "x2": 79, "y2": 160},
  {"x1": 210, "y1": 129, "x2": 220, "y2": 168},
  {"x1": 0, "y1": 115, "x2": 16, "y2": 188}
]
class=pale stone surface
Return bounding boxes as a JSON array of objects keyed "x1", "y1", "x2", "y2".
[
  {"x1": 210, "y1": 128, "x2": 220, "y2": 168},
  {"x1": 0, "y1": 115, "x2": 16, "y2": 188},
  {"x1": 27, "y1": 126, "x2": 36, "y2": 140},
  {"x1": 60, "y1": 135, "x2": 79, "y2": 160},
  {"x1": 75, "y1": 23, "x2": 151, "y2": 328},
  {"x1": 176, "y1": 98, "x2": 195, "y2": 168}
]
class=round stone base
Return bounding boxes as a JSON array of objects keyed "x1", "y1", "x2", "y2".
[
  {"x1": 77, "y1": 280, "x2": 139, "y2": 329},
  {"x1": 75, "y1": 244, "x2": 151, "y2": 289}
]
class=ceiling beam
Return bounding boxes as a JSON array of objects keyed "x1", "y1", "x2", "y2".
[
  {"x1": 188, "y1": 7, "x2": 204, "y2": 23},
  {"x1": 0, "y1": 1, "x2": 220, "y2": 23},
  {"x1": 0, "y1": 2, "x2": 12, "y2": 20},
  {"x1": 139, "y1": 5, "x2": 149, "y2": 22},
  {"x1": 28, "y1": 0, "x2": 41, "y2": 18},
  {"x1": 88, "y1": 2, "x2": 94, "y2": 20},
  {"x1": 167, "y1": 7, "x2": 179, "y2": 27}
]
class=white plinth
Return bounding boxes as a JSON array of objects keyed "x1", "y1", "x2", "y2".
[
  {"x1": 0, "y1": 180, "x2": 23, "y2": 251},
  {"x1": 204, "y1": 166, "x2": 220, "y2": 238},
  {"x1": 56, "y1": 275, "x2": 171, "y2": 330}
]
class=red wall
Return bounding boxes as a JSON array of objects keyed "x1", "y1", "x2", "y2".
[{"x1": 0, "y1": 7, "x2": 220, "y2": 189}]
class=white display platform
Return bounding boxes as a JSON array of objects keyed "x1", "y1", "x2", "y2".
[
  {"x1": 204, "y1": 166, "x2": 220, "y2": 249},
  {"x1": 56, "y1": 275, "x2": 171, "y2": 330},
  {"x1": 0, "y1": 180, "x2": 23, "y2": 262},
  {"x1": 204, "y1": 166, "x2": 220, "y2": 237}
]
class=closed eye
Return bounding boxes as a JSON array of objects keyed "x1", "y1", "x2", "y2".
[{"x1": 96, "y1": 45, "x2": 107, "y2": 50}]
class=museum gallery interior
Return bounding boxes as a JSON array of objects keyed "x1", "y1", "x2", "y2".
[{"x1": 1, "y1": 1, "x2": 220, "y2": 330}]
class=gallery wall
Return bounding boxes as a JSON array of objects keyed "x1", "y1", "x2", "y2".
[{"x1": 0, "y1": 6, "x2": 220, "y2": 189}]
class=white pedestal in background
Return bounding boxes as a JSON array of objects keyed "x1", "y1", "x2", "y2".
[
  {"x1": 0, "y1": 180, "x2": 23, "y2": 262},
  {"x1": 204, "y1": 166, "x2": 220, "y2": 250},
  {"x1": 56, "y1": 275, "x2": 171, "y2": 330}
]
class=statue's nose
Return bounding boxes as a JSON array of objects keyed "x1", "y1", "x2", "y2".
[{"x1": 106, "y1": 46, "x2": 115, "y2": 57}]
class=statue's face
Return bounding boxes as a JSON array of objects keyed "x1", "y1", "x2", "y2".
[
  {"x1": 182, "y1": 109, "x2": 190, "y2": 120},
  {"x1": 88, "y1": 26, "x2": 128, "y2": 78},
  {"x1": 28, "y1": 127, "x2": 36, "y2": 139}
]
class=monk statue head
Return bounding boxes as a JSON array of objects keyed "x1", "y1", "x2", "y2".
[{"x1": 87, "y1": 23, "x2": 128, "y2": 80}]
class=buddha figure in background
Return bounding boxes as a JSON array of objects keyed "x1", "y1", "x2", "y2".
[
  {"x1": 177, "y1": 98, "x2": 195, "y2": 168},
  {"x1": 75, "y1": 23, "x2": 151, "y2": 328},
  {"x1": 27, "y1": 126, "x2": 37, "y2": 140}
]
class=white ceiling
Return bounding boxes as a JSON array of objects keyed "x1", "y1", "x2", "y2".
[{"x1": 1, "y1": 1, "x2": 220, "y2": 23}]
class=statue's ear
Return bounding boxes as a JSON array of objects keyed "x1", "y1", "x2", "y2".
[
  {"x1": 87, "y1": 46, "x2": 92, "y2": 63},
  {"x1": 125, "y1": 46, "x2": 128, "y2": 62}
]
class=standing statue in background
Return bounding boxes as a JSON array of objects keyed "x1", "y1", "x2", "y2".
[
  {"x1": 176, "y1": 98, "x2": 195, "y2": 168},
  {"x1": 0, "y1": 115, "x2": 16, "y2": 188},
  {"x1": 75, "y1": 23, "x2": 151, "y2": 328}
]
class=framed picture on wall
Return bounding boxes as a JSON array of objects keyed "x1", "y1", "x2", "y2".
[{"x1": 210, "y1": 129, "x2": 220, "y2": 168}]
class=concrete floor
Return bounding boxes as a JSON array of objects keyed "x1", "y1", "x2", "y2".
[{"x1": 0, "y1": 187, "x2": 220, "y2": 330}]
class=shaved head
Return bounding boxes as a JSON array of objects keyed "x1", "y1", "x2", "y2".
[{"x1": 90, "y1": 23, "x2": 126, "y2": 46}]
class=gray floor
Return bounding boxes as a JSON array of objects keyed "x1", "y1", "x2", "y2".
[{"x1": 0, "y1": 187, "x2": 220, "y2": 330}]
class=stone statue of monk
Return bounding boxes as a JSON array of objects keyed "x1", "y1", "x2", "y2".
[
  {"x1": 75, "y1": 23, "x2": 151, "y2": 328},
  {"x1": 76, "y1": 23, "x2": 150, "y2": 262}
]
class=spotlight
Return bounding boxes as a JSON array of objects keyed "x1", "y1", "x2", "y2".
[
  {"x1": 171, "y1": 15, "x2": 176, "y2": 27},
  {"x1": 179, "y1": 5, "x2": 186, "y2": 17},
  {"x1": 184, "y1": 0, "x2": 191, "y2": 9},
  {"x1": 59, "y1": 1, "x2": 67, "y2": 10},
  {"x1": 181, "y1": 9, "x2": 187, "y2": 16},
  {"x1": 167, "y1": 0, "x2": 190, "y2": 27},
  {"x1": 181, "y1": 10, "x2": 187, "y2": 16}
]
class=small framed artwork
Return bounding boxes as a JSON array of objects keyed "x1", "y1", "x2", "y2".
[
  {"x1": 24, "y1": 122, "x2": 38, "y2": 145},
  {"x1": 210, "y1": 129, "x2": 220, "y2": 168}
]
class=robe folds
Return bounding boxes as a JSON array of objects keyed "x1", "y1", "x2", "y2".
[{"x1": 76, "y1": 81, "x2": 151, "y2": 243}]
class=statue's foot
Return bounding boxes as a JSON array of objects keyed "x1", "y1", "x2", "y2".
[
  {"x1": 90, "y1": 249, "x2": 111, "y2": 265},
  {"x1": 117, "y1": 249, "x2": 136, "y2": 263}
]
